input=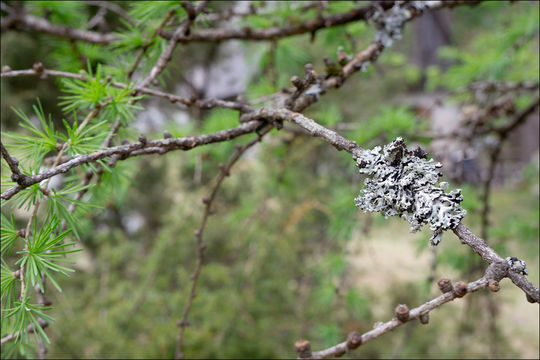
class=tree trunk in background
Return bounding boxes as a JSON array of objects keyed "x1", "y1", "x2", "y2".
[{"x1": 413, "y1": 10, "x2": 453, "y2": 88}]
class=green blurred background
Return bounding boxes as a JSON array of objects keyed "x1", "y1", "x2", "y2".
[{"x1": 1, "y1": 1, "x2": 538, "y2": 358}]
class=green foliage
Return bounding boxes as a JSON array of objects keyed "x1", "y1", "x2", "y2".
[
  {"x1": 3, "y1": 101, "x2": 57, "y2": 162},
  {"x1": 428, "y1": 2, "x2": 539, "y2": 91},
  {"x1": 28, "y1": 1, "x2": 89, "y2": 28},
  {"x1": 353, "y1": 105, "x2": 418, "y2": 146},
  {"x1": 4, "y1": 298, "x2": 54, "y2": 345},
  {"x1": 60, "y1": 63, "x2": 143, "y2": 123},
  {"x1": 8, "y1": 184, "x2": 47, "y2": 212},
  {"x1": 46, "y1": 183, "x2": 99, "y2": 240},
  {"x1": 1, "y1": 1, "x2": 538, "y2": 359},
  {"x1": 1, "y1": 260, "x2": 17, "y2": 310},
  {"x1": 316, "y1": 103, "x2": 342, "y2": 127},
  {"x1": 16, "y1": 215, "x2": 79, "y2": 292},
  {"x1": 1, "y1": 214, "x2": 18, "y2": 255},
  {"x1": 128, "y1": 1, "x2": 185, "y2": 26},
  {"x1": 59, "y1": 117, "x2": 108, "y2": 156}
]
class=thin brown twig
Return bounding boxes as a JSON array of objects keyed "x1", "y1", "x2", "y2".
[
  {"x1": 1, "y1": 11, "x2": 117, "y2": 43},
  {"x1": 0, "y1": 120, "x2": 264, "y2": 200},
  {"x1": 127, "y1": 10, "x2": 176, "y2": 80},
  {"x1": 175, "y1": 124, "x2": 274, "y2": 359},
  {"x1": 0, "y1": 141, "x2": 24, "y2": 182},
  {"x1": 138, "y1": 1, "x2": 208, "y2": 89},
  {"x1": 301, "y1": 262, "x2": 507, "y2": 359},
  {"x1": 84, "y1": 0, "x2": 135, "y2": 27},
  {"x1": 0, "y1": 67, "x2": 253, "y2": 112}
]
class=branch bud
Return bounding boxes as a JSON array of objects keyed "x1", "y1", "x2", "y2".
[
  {"x1": 395, "y1": 304, "x2": 409, "y2": 322},
  {"x1": 138, "y1": 134, "x2": 147, "y2": 145},
  {"x1": 419, "y1": 312, "x2": 429, "y2": 325},
  {"x1": 346, "y1": 331, "x2": 363, "y2": 349},
  {"x1": 453, "y1": 281, "x2": 468, "y2": 297},
  {"x1": 488, "y1": 280, "x2": 500, "y2": 292},
  {"x1": 290, "y1": 75, "x2": 302, "y2": 89},
  {"x1": 437, "y1": 278, "x2": 453, "y2": 293},
  {"x1": 32, "y1": 62, "x2": 44, "y2": 74},
  {"x1": 294, "y1": 339, "x2": 312, "y2": 359}
]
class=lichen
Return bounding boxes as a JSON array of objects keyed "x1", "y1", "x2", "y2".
[
  {"x1": 354, "y1": 137, "x2": 466, "y2": 246},
  {"x1": 506, "y1": 256, "x2": 528, "y2": 275},
  {"x1": 370, "y1": 1, "x2": 432, "y2": 48}
]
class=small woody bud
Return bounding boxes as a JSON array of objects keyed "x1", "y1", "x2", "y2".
[
  {"x1": 488, "y1": 280, "x2": 500, "y2": 292},
  {"x1": 453, "y1": 281, "x2": 468, "y2": 297},
  {"x1": 437, "y1": 278, "x2": 453, "y2": 293},
  {"x1": 32, "y1": 62, "x2": 44, "y2": 74},
  {"x1": 419, "y1": 312, "x2": 429, "y2": 325},
  {"x1": 395, "y1": 304, "x2": 409, "y2": 322},
  {"x1": 291, "y1": 75, "x2": 302, "y2": 89},
  {"x1": 346, "y1": 331, "x2": 362, "y2": 349},
  {"x1": 294, "y1": 339, "x2": 312, "y2": 359}
]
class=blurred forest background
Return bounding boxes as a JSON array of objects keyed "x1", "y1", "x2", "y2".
[{"x1": 1, "y1": 1, "x2": 539, "y2": 359}]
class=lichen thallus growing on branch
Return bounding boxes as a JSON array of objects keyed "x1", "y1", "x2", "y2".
[{"x1": 354, "y1": 137, "x2": 466, "y2": 246}]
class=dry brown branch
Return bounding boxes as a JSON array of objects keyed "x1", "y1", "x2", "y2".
[
  {"x1": 302, "y1": 263, "x2": 505, "y2": 359},
  {"x1": 162, "y1": 1, "x2": 480, "y2": 44},
  {"x1": 0, "y1": 141, "x2": 24, "y2": 183},
  {"x1": 1, "y1": 10, "x2": 117, "y2": 43},
  {"x1": 0, "y1": 119, "x2": 266, "y2": 200},
  {"x1": 0, "y1": 67, "x2": 253, "y2": 112},
  {"x1": 84, "y1": 0, "x2": 135, "y2": 27},
  {"x1": 137, "y1": 1, "x2": 207, "y2": 89}
]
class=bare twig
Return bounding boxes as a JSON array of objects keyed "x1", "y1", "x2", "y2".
[
  {"x1": 304, "y1": 262, "x2": 507, "y2": 359},
  {"x1": 127, "y1": 10, "x2": 176, "y2": 79},
  {"x1": 137, "y1": 1, "x2": 208, "y2": 89},
  {"x1": 2, "y1": 11, "x2": 117, "y2": 43},
  {"x1": 0, "y1": 141, "x2": 25, "y2": 184},
  {"x1": 84, "y1": 0, "x2": 134, "y2": 26},
  {"x1": 175, "y1": 125, "x2": 273, "y2": 359},
  {"x1": 0, "y1": 120, "x2": 265, "y2": 200},
  {"x1": 0, "y1": 67, "x2": 253, "y2": 112}
]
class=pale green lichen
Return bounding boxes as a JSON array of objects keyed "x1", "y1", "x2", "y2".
[
  {"x1": 354, "y1": 137, "x2": 466, "y2": 246},
  {"x1": 506, "y1": 256, "x2": 528, "y2": 275}
]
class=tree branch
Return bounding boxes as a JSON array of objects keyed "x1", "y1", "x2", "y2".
[
  {"x1": 137, "y1": 1, "x2": 208, "y2": 89},
  {"x1": 303, "y1": 262, "x2": 506, "y2": 359},
  {"x1": 0, "y1": 120, "x2": 265, "y2": 200},
  {"x1": 0, "y1": 67, "x2": 253, "y2": 112},
  {"x1": 2, "y1": 11, "x2": 117, "y2": 43}
]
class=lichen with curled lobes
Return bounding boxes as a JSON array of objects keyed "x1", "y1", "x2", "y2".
[{"x1": 354, "y1": 137, "x2": 466, "y2": 246}]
